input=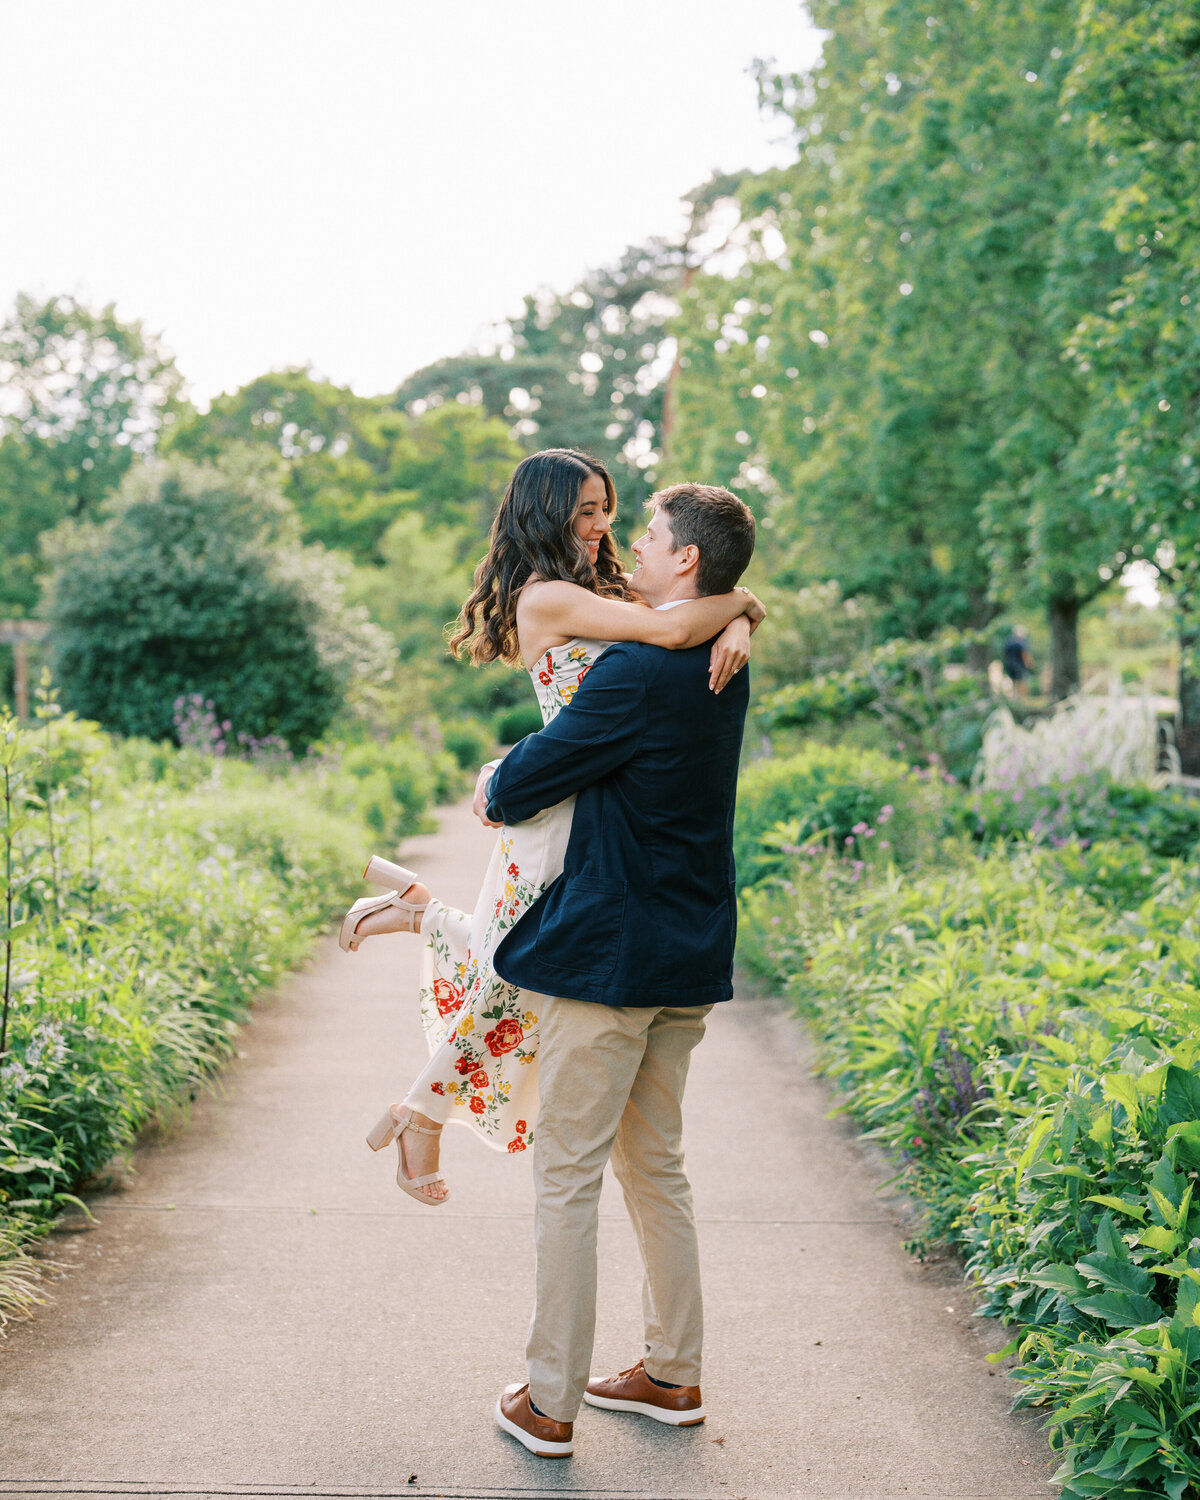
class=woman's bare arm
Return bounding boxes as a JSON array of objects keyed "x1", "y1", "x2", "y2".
[{"x1": 517, "y1": 579, "x2": 764, "y2": 665}]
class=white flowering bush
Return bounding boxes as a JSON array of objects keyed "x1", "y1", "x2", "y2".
[{"x1": 977, "y1": 691, "x2": 1175, "y2": 792}]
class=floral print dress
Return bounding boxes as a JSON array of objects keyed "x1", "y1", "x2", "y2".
[{"x1": 403, "y1": 637, "x2": 611, "y2": 1152}]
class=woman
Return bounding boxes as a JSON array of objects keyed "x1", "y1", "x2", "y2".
[{"x1": 341, "y1": 449, "x2": 763, "y2": 1204}]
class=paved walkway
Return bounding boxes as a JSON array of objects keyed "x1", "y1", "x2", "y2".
[{"x1": 0, "y1": 799, "x2": 1055, "y2": 1500}]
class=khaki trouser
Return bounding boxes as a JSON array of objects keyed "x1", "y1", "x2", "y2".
[{"x1": 526, "y1": 993, "x2": 712, "y2": 1422}]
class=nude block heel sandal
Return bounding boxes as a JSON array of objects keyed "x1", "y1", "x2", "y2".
[
  {"x1": 338, "y1": 866, "x2": 430, "y2": 952},
  {"x1": 365, "y1": 1106, "x2": 449, "y2": 1206},
  {"x1": 363, "y1": 856, "x2": 420, "y2": 890}
]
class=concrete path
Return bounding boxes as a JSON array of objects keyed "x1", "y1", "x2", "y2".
[{"x1": 0, "y1": 799, "x2": 1056, "y2": 1500}]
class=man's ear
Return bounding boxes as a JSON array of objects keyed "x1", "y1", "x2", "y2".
[{"x1": 674, "y1": 543, "x2": 700, "y2": 577}]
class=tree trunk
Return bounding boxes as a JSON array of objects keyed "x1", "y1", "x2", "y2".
[
  {"x1": 1048, "y1": 595, "x2": 1080, "y2": 701},
  {"x1": 965, "y1": 587, "x2": 996, "y2": 673},
  {"x1": 1175, "y1": 615, "x2": 1200, "y2": 774}
]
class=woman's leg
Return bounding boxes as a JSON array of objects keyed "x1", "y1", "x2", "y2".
[{"x1": 379, "y1": 1023, "x2": 466, "y2": 1202}]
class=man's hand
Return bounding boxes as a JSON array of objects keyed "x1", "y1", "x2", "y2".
[
  {"x1": 473, "y1": 764, "x2": 503, "y2": 828},
  {"x1": 709, "y1": 615, "x2": 751, "y2": 694}
]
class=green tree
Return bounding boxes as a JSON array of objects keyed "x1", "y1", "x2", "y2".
[
  {"x1": 384, "y1": 401, "x2": 523, "y2": 543},
  {"x1": 43, "y1": 453, "x2": 392, "y2": 749},
  {"x1": 395, "y1": 238, "x2": 686, "y2": 521},
  {"x1": 0, "y1": 293, "x2": 183, "y2": 518},
  {"x1": 0, "y1": 435, "x2": 60, "y2": 616},
  {"x1": 1060, "y1": 0, "x2": 1200, "y2": 754},
  {"x1": 667, "y1": 0, "x2": 1131, "y2": 688},
  {"x1": 166, "y1": 368, "x2": 520, "y2": 563}
]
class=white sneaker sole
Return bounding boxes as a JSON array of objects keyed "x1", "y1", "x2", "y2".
[
  {"x1": 493, "y1": 1398, "x2": 574, "y2": 1457},
  {"x1": 582, "y1": 1391, "x2": 706, "y2": 1425}
]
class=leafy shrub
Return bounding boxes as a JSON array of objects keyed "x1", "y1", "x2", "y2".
[
  {"x1": 335, "y1": 737, "x2": 443, "y2": 841},
  {"x1": 740, "y1": 831, "x2": 1200, "y2": 1497},
  {"x1": 441, "y1": 717, "x2": 495, "y2": 772},
  {"x1": 972, "y1": 773, "x2": 1200, "y2": 858},
  {"x1": 734, "y1": 744, "x2": 950, "y2": 887},
  {"x1": 756, "y1": 627, "x2": 998, "y2": 782},
  {"x1": 494, "y1": 702, "x2": 543, "y2": 746},
  {"x1": 43, "y1": 453, "x2": 393, "y2": 750},
  {"x1": 0, "y1": 706, "x2": 395, "y2": 1328}
]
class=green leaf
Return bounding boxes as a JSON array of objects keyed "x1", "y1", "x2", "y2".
[
  {"x1": 0, "y1": 918, "x2": 37, "y2": 943},
  {"x1": 1028, "y1": 1265, "x2": 1088, "y2": 1298},
  {"x1": 1102, "y1": 1073, "x2": 1142, "y2": 1122},
  {"x1": 1166, "y1": 1119, "x2": 1200, "y2": 1171},
  {"x1": 1018, "y1": 1115, "x2": 1054, "y2": 1174},
  {"x1": 1076, "y1": 1252, "x2": 1154, "y2": 1297},
  {"x1": 1160, "y1": 1063, "x2": 1200, "y2": 1127},
  {"x1": 1095, "y1": 1213, "x2": 1127, "y2": 1261},
  {"x1": 1137, "y1": 1226, "x2": 1181, "y2": 1254},
  {"x1": 1088, "y1": 1108, "x2": 1114, "y2": 1150},
  {"x1": 1072, "y1": 1290, "x2": 1162, "y2": 1327},
  {"x1": 1085, "y1": 1195, "x2": 1147, "y2": 1222}
]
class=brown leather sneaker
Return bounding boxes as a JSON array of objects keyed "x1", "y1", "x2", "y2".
[
  {"x1": 494, "y1": 1382, "x2": 574, "y2": 1457},
  {"x1": 583, "y1": 1359, "x2": 705, "y2": 1425}
]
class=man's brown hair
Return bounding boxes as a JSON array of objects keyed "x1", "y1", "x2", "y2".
[{"x1": 651, "y1": 483, "x2": 756, "y2": 596}]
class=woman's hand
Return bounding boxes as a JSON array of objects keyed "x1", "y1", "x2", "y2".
[
  {"x1": 709, "y1": 615, "x2": 751, "y2": 694},
  {"x1": 738, "y1": 587, "x2": 767, "y2": 626}
]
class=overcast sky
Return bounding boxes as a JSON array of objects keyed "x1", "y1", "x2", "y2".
[{"x1": 0, "y1": 1, "x2": 821, "y2": 405}]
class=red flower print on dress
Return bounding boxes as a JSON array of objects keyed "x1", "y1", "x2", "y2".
[
  {"x1": 515, "y1": 1120, "x2": 527, "y2": 1134},
  {"x1": 539, "y1": 670, "x2": 552, "y2": 685},
  {"x1": 433, "y1": 978, "x2": 463, "y2": 1018},
  {"x1": 470, "y1": 1069, "x2": 489, "y2": 1088},
  {"x1": 577, "y1": 666, "x2": 590, "y2": 685},
  {"x1": 454, "y1": 1054, "x2": 476, "y2": 1075},
  {"x1": 485, "y1": 1018, "x2": 524, "y2": 1056},
  {"x1": 507, "y1": 1139, "x2": 527, "y2": 1152},
  {"x1": 431, "y1": 1082, "x2": 445, "y2": 1095},
  {"x1": 470, "y1": 1096, "x2": 486, "y2": 1114},
  {"x1": 507, "y1": 862, "x2": 519, "y2": 877}
]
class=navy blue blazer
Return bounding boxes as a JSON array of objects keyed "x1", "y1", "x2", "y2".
[{"x1": 486, "y1": 639, "x2": 749, "y2": 1008}]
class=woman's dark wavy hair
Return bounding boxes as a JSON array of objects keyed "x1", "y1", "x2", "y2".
[{"x1": 450, "y1": 448, "x2": 633, "y2": 666}]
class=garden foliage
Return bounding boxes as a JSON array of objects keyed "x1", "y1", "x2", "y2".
[
  {"x1": 757, "y1": 631, "x2": 997, "y2": 783},
  {"x1": 734, "y1": 744, "x2": 949, "y2": 886},
  {"x1": 0, "y1": 695, "x2": 438, "y2": 1329},
  {"x1": 43, "y1": 454, "x2": 392, "y2": 751},
  {"x1": 738, "y1": 758, "x2": 1200, "y2": 1497}
]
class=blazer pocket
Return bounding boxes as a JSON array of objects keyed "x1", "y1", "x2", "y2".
[{"x1": 535, "y1": 876, "x2": 627, "y2": 976}]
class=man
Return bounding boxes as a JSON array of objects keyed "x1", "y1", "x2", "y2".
[
  {"x1": 476, "y1": 482, "x2": 757, "y2": 1458},
  {"x1": 1001, "y1": 626, "x2": 1034, "y2": 699}
]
